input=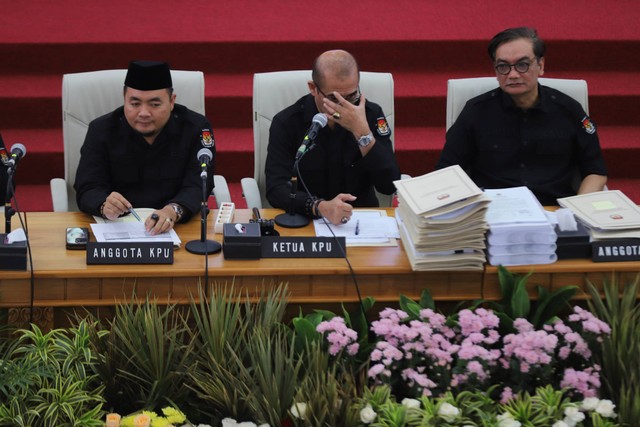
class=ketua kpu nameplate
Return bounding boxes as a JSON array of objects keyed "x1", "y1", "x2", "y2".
[
  {"x1": 262, "y1": 236, "x2": 345, "y2": 258},
  {"x1": 87, "y1": 242, "x2": 174, "y2": 264}
]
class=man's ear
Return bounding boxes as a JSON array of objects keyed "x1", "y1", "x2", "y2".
[
  {"x1": 538, "y1": 57, "x2": 545, "y2": 76},
  {"x1": 307, "y1": 80, "x2": 317, "y2": 95}
]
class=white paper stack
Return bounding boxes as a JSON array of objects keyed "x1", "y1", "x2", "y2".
[
  {"x1": 393, "y1": 165, "x2": 489, "y2": 271},
  {"x1": 484, "y1": 187, "x2": 557, "y2": 266},
  {"x1": 558, "y1": 190, "x2": 640, "y2": 240}
]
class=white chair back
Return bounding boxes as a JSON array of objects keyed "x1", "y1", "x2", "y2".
[
  {"x1": 249, "y1": 70, "x2": 395, "y2": 208},
  {"x1": 54, "y1": 69, "x2": 205, "y2": 211},
  {"x1": 446, "y1": 77, "x2": 589, "y2": 131}
]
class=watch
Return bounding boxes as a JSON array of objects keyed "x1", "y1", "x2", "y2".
[
  {"x1": 168, "y1": 203, "x2": 184, "y2": 222},
  {"x1": 357, "y1": 132, "x2": 374, "y2": 148}
]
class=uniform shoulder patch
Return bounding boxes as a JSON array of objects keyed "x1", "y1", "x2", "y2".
[
  {"x1": 581, "y1": 116, "x2": 596, "y2": 135},
  {"x1": 376, "y1": 117, "x2": 390, "y2": 136},
  {"x1": 200, "y1": 129, "x2": 214, "y2": 147}
]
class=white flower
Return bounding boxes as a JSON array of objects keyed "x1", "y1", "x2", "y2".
[
  {"x1": 401, "y1": 398, "x2": 421, "y2": 409},
  {"x1": 581, "y1": 397, "x2": 600, "y2": 411},
  {"x1": 437, "y1": 402, "x2": 460, "y2": 423},
  {"x1": 258, "y1": 424, "x2": 270, "y2": 427},
  {"x1": 221, "y1": 419, "x2": 238, "y2": 427},
  {"x1": 564, "y1": 406, "x2": 585, "y2": 426},
  {"x1": 359, "y1": 404, "x2": 377, "y2": 424},
  {"x1": 290, "y1": 402, "x2": 308, "y2": 420},
  {"x1": 552, "y1": 421, "x2": 569, "y2": 427},
  {"x1": 238, "y1": 423, "x2": 257, "y2": 427},
  {"x1": 497, "y1": 413, "x2": 522, "y2": 427},
  {"x1": 595, "y1": 399, "x2": 617, "y2": 418}
]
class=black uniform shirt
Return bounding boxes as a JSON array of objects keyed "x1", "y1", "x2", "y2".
[
  {"x1": 74, "y1": 104, "x2": 215, "y2": 221},
  {"x1": 437, "y1": 85, "x2": 607, "y2": 205},
  {"x1": 265, "y1": 94, "x2": 400, "y2": 214}
]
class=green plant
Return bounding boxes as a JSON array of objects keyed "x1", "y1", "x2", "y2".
[
  {"x1": 352, "y1": 385, "x2": 621, "y2": 427},
  {"x1": 186, "y1": 282, "x2": 296, "y2": 425},
  {"x1": 489, "y1": 265, "x2": 578, "y2": 333},
  {"x1": 77, "y1": 296, "x2": 194, "y2": 415},
  {"x1": 0, "y1": 321, "x2": 105, "y2": 427},
  {"x1": 587, "y1": 276, "x2": 640, "y2": 426}
]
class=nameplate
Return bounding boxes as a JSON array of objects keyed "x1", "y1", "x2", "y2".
[
  {"x1": 261, "y1": 236, "x2": 345, "y2": 258},
  {"x1": 86, "y1": 242, "x2": 174, "y2": 264},
  {"x1": 592, "y1": 239, "x2": 640, "y2": 262}
]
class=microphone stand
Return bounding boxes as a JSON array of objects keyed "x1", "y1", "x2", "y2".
[
  {"x1": 185, "y1": 173, "x2": 222, "y2": 255},
  {"x1": 4, "y1": 166, "x2": 16, "y2": 234},
  {"x1": 275, "y1": 157, "x2": 310, "y2": 228}
]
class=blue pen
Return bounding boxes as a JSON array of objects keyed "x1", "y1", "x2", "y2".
[
  {"x1": 355, "y1": 219, "x2": 360, "y2": 235},
  {"x1": 129, "y1": 207, "x2": 142, "y2": 222}
]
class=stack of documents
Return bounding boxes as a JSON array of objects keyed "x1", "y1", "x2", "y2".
[
  {"x1": 558, "y1": 190, "x2": 640, "y2": 240},
  {"x1": 393, "y1": 165, "x2": 490, "y2": 271},
  {"x1": 484, "y1": 187, "x2": 557, "y2": 266}
]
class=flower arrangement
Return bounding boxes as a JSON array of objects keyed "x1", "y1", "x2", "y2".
[
  {"x1": 362, "y1": 304, "x2": 610, "y2": 401},
  {"x1": 105, "y1": 406, "x2": 186, "y2": 427}
]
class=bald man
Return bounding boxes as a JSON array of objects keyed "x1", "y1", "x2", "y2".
[{"x1": 265, "y1": 50, "x2": 401, "y2": 225}]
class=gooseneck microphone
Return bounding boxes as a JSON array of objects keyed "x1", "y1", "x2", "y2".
[
  {"x1": 197, "y1": 148, "x2": 213, "y2": 179},
  {"x1": 295, "y1": 113, "x2": 328, "y2": 160},
  {"x1": 6, "y1": 143, "x2": 27, "y2": 168}
]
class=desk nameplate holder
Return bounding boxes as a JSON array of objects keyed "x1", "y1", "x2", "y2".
[
  {"x1": 86, "y1": 242, "x2": 174, "y2": 265},
  {"x1": 261, "y1": 236, "x2": 345, "y2": 258},
  {"x1": 0, "y1": 233, "x2": 27, "y2": 270},
  {"x1": 592, "y1": 239, "x2": 640, "y2": 263}
]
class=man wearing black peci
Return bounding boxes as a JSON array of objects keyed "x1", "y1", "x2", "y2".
[
  {"x1": 74, "y1": 60, "x2": 216, "y2": 234},
  {"x1": 436, "y1": 27, "x2": 607, "y2": 205},
  {"x1": 265, "y1": 49, "x2": 401, "y2": 225}
]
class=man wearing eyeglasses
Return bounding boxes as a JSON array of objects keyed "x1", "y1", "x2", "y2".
[
  {"x1": 265, "y1": 49, "x2": 400, "y2": 225},
  {"x1": 436, "y1": 27, "x2": 607, "y2": 205}
]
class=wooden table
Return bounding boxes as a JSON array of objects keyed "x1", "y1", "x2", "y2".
[
  {"x1": 2, "y1": 209, "x2": 638, "y2": 329},
  {"x1": 0, "y1": 209, "x2": 484, "y2": 312}
]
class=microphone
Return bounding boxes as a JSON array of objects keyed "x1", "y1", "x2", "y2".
[
  {"x1": 197, "y1": 147, "x2": 213, "y2": 179},
  {"x1": 295, "y1": 113, "x2": 328, "y2": 160},
  {"x1": 0, "y1": 133, "x2": 9, "y2": 166},
  {"x1": 6, "y1": 143, "x2": 26, "y2": 168}
]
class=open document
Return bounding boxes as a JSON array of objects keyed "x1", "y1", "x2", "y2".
[
  {"x1": 313, "y1": 210, "x2": 399, "y2": 246},
  {"x1": 90, "y1": 222, "x2": 181, "y2": 247}
]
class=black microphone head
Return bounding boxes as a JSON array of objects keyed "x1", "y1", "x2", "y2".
[
  {"x1": 312, "y1": 113, "x2": 328, "y2": 128},
  {"x1": 10, "y1": 143, "x2": 26, "y2": 158},
  {"x1": 197, "y1": 147, "x2": 213, "y2": 162}
]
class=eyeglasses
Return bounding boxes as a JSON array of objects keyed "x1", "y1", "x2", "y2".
[
  {"x1": 494, "y1": 57, "x2": 538, "y2": 75},
  {"x1": 313, "y1": 81, "x2": 361, "y2": 105}
]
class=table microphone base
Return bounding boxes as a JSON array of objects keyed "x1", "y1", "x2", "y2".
[
  {"x1": 275, "y1": 212, "x2": 309, "y2": 228},
  {"x1": 185, "y1": 239, "x2": 222, "y2": 255}
]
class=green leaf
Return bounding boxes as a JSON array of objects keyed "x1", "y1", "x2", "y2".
[
  {"x1": 419, "y1": 289, "x2": 435, "y2": 310},
  {"x1": 399, "y1": 294, "x2": 421, "y2": 320},
  {"x1": 510, "y1": 278, "x2": 531, "y2": 319},
  {"x1": 530, "y1": 286, "x2": 577, "y2": 328}
]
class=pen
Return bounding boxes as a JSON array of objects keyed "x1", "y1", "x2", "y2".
[
  {"x1": 129, "y1": 207, "x2": 142, "y2": 222},
  {"x1": 355, "y1": 219, "x2": 360, "y2": 235}
]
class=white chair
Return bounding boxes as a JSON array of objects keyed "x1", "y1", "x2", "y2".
[
  {"x1": 446, "y1": 77, "x2": 588, "y2": 131},
  {"x1": 51, "y1": 69, "x2": 231, "y2": 212},
  {"x1": 243, "y1": 70, "x2": 400, "y2": 210}
]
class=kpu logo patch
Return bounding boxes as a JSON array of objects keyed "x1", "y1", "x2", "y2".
[
  {"x1": 201, "y1": 129, "x2": 214, "y2": 147},
  {"x1": 376, "y1": 117, "x2": 390, "y2": 136},
  {"x1": 581, "y1": 116, "x2": 596, "y2": 135}
]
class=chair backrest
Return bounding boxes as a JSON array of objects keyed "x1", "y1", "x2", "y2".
[
  {"x1": 61, "y1": 69, "x2": 205, "y2": 210},
  {"x1": 446, "y1": 77, "x2": 589, "y2": 131},
  {"x1": 252, "y1": 70, "x2": 395, "y2": 208}
]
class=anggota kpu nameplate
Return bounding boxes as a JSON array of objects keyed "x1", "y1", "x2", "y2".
[
  {"x1": 87, "y1": 242, "x2": 174, "y2": 264},
  {"x1": 261, "y1": 236, "x2": 345, "y2": 258},
  {"x1": 592, "y1": 239, "x2": 640, "y2": 263}
]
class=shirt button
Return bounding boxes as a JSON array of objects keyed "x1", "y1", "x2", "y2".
[{"x1": 520, "y1": 163, "x2": 525, "y2": 168}]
